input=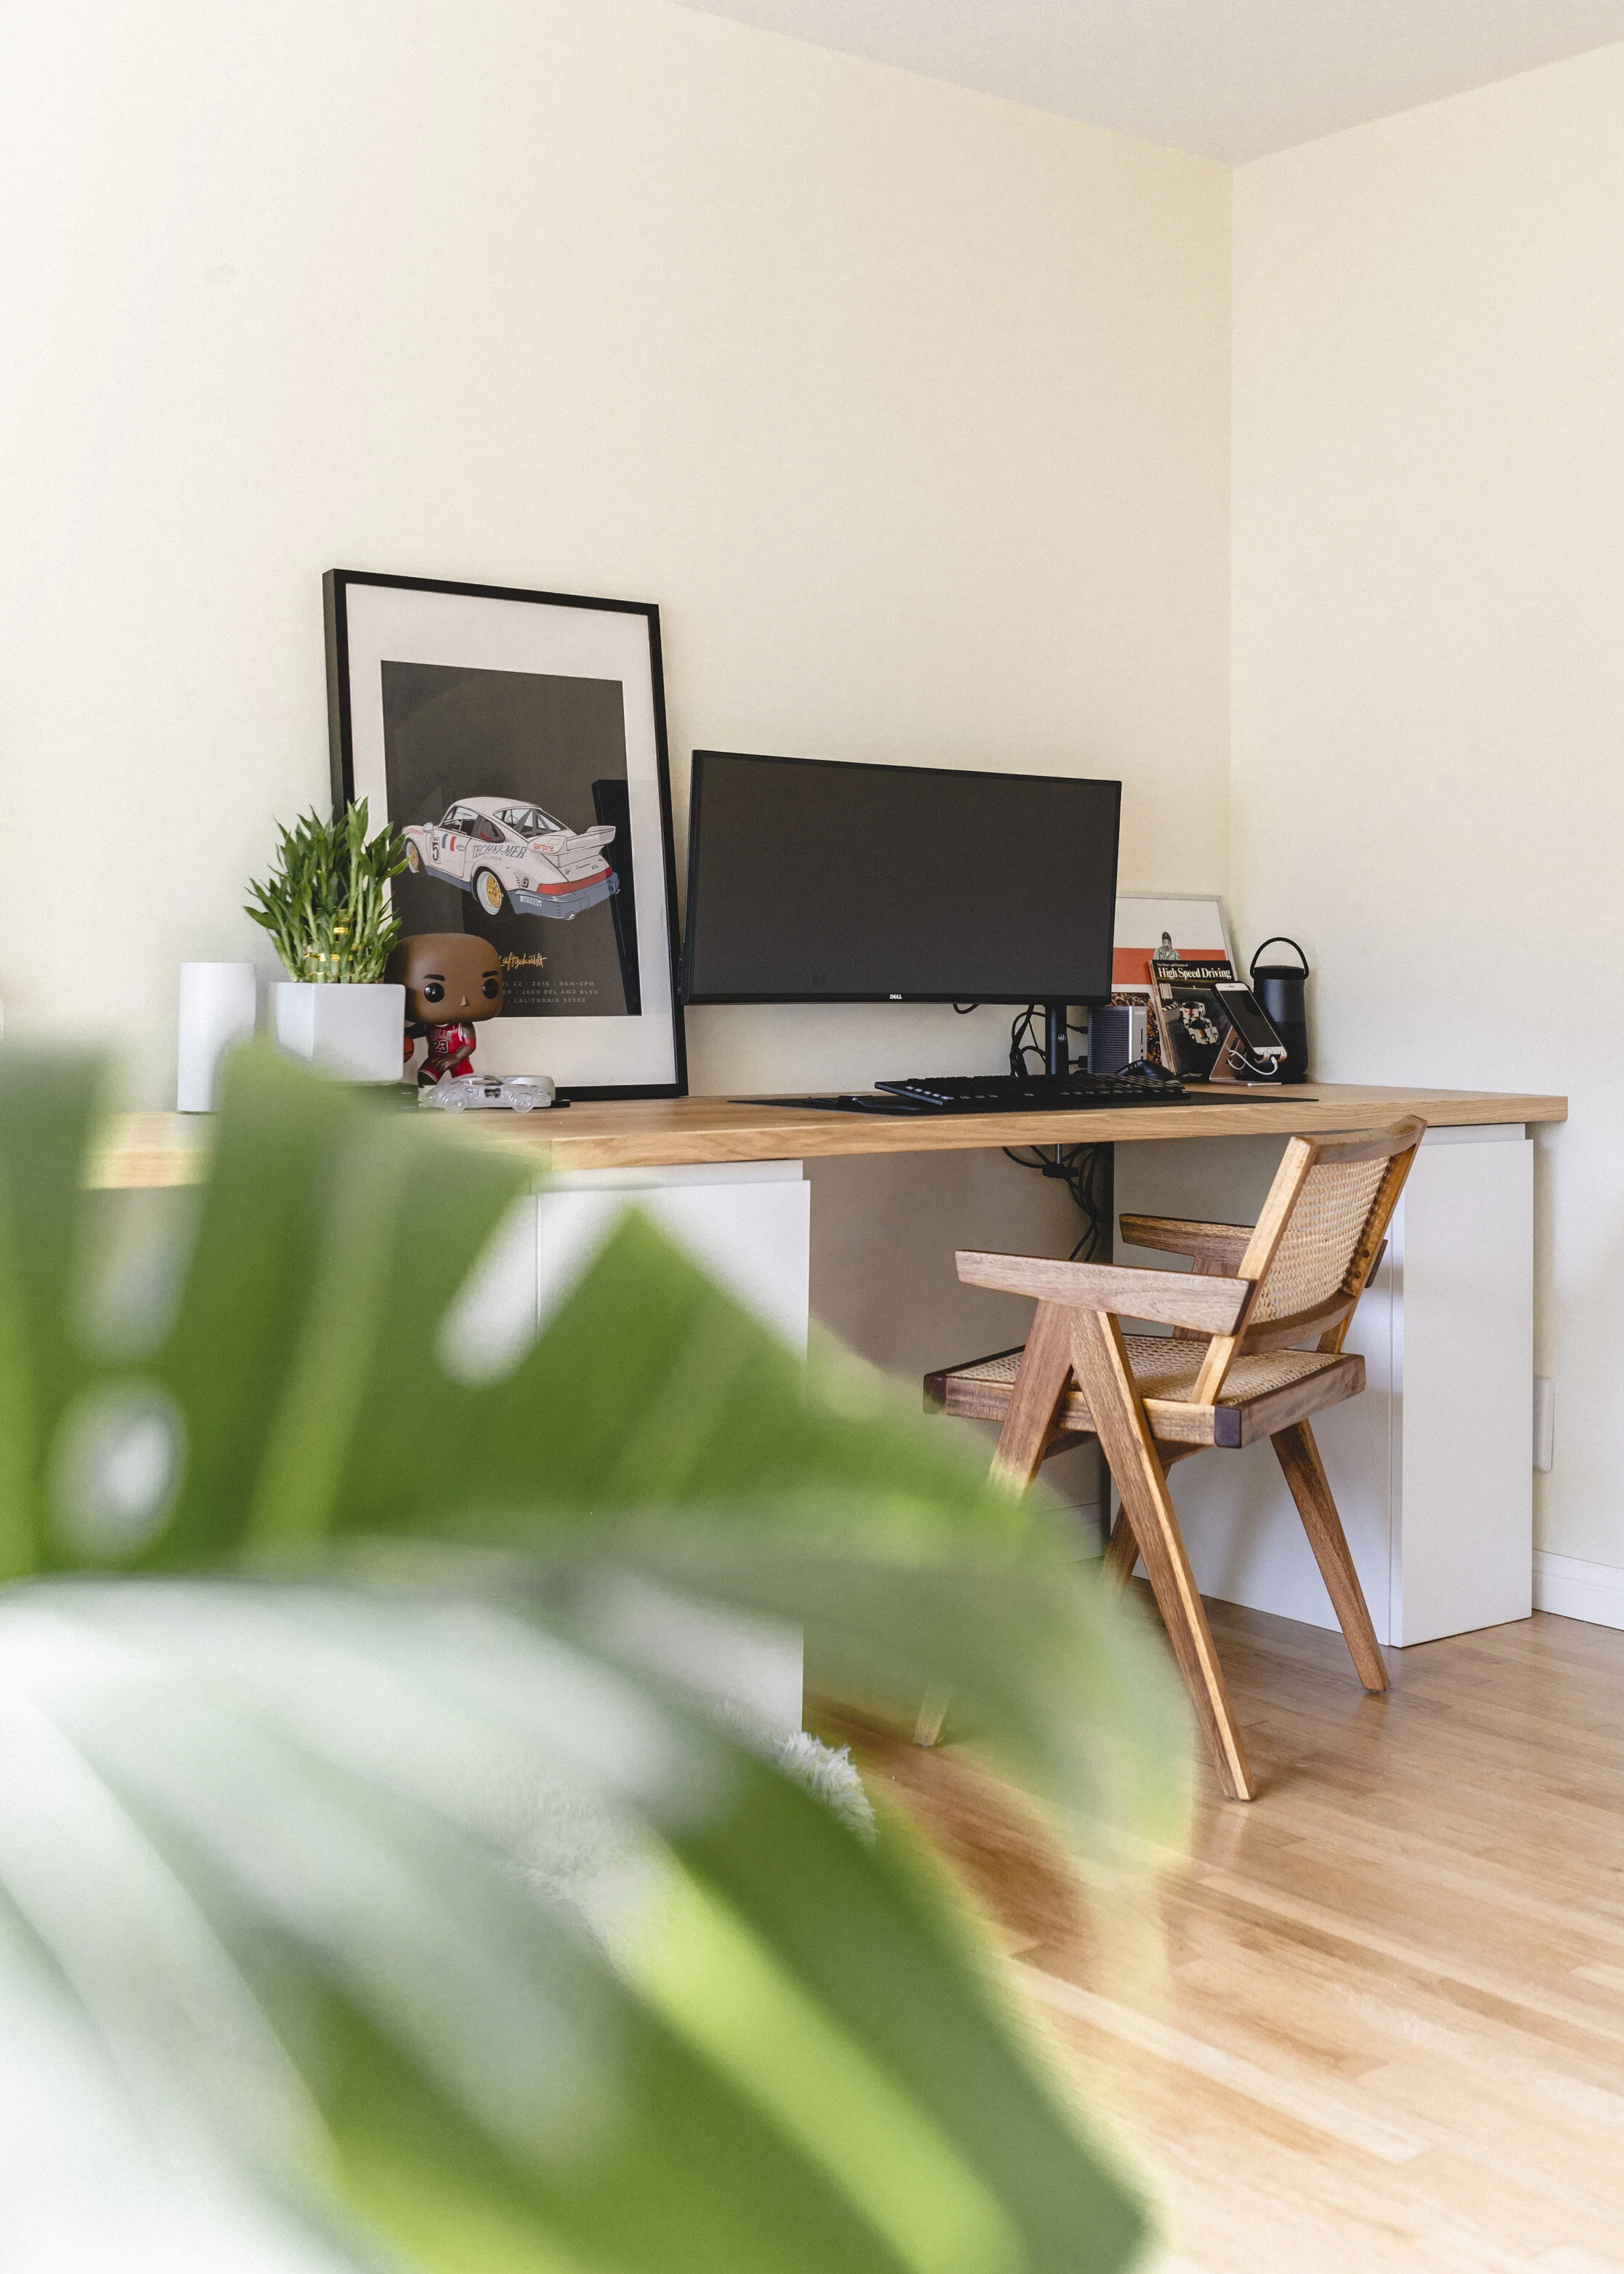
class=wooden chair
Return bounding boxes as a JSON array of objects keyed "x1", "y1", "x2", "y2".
[{"x1": 924, "y1": 1118, "x2": 1426, "y2": 1800}]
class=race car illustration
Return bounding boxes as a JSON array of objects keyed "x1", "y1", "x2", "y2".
[{"x1": 402, "y1": 796, "x2": 619, "y2": 920}]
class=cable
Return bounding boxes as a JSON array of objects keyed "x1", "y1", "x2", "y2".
[
  {"x1": 1008, "y1": 1003, "x2": 1042, "y2": 1077},
  {"x1": 1217, "y1": 1019, "x2": 1281, "y2": 1083},
  {"x1": 999, "y1": 1002, "x2": 1110, "y2": 1254},
  {"x1": 1008, "y1": 1002, "x2": 1093, "y2": 1075},
  {"x1": 1227, "y1": 1039, "x2": 1281, "y2": 1080},
  {"x1": 952, "y1": 1002, "x2": 980, "y2": 1015},
  {"x1": 1001, "y1": 1139, "x2": 1111, "y2": 1261}
]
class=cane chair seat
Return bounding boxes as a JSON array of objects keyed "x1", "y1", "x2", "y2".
[{"x1": 926, "y1": 1338, "x2": 1363, "y2": 1449}]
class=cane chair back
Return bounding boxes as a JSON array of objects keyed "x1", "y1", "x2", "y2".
[
  {"x1": 1188, "y1": 1120, "x2": 1424, "y2": 1403},
  {"x1": 1246, "y1": 1154, "x2": 1392, "y2": 1324}
]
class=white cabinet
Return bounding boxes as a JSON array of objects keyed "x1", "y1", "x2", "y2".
[
  {"x1": 1114, "y1": 1125, "x2": 1532, "y2": 1647},
  {"x1": 442, "y1": 1160, "x2": 811, "y2": 1732}
]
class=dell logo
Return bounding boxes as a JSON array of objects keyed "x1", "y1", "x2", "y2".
[{"x1": 889, "y1": 992, "x2": 902, "y2": 1000}]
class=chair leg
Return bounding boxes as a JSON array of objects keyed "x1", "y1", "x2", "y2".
[
  {"x1": 914, "y1": 1303, "x2": 1075, "y2": 1751},
  {"x1": 1102, "y1": 1508, "x2": 1138, "y2": 1589},
  {"x1": 1100, "y1": 1446, "x2": 1198, "y2": 1588},
  {"x1": 1071, "y1": 1311, "x2": 1256, "y2": 1802},
  {"x1": 912, "y1": 1685, "x2": 951, "y2": 1748},
  {"x1": 1272, "y1": 1420, "x2": 1389, "y2": 1694},
  {"x1": 989, "y1": 1298, "x2": 1074, "y2": 1494}
]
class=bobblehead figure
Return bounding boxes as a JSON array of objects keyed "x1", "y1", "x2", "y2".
[{"x1": 387, "y1": 933, "x2": 504, "y2": 1085}]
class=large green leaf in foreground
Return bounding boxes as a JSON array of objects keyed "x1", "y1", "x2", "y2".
[{"x1": 0, "y1": 1048, "x2": 1187, "y2": 2273}]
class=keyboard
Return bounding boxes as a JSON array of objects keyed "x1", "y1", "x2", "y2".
[
  {"x1": 733, "y1": 1070, "x2": 1194, "y2": 1115},
  {"x1": 874, "y1": 1071, "x2": 1187, "y2": 1112}
]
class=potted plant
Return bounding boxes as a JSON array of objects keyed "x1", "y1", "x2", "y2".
[{"x1": 245, "y1": 800, "x2": 407, "y2": 1082}]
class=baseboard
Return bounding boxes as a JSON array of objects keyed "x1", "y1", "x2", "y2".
[{"x1": 1533, "y1": 1551, "x2": 1624, "y2": 1630}]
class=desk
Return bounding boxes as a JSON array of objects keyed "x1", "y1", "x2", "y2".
[
  {"x1": 99, "y1": 1081, "x2": 1565, "y2": 1659},
  {"x1": 94, "y1": 1081, "x2": 1564, "y2": 1185}
]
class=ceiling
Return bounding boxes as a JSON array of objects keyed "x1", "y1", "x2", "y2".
[{"x1": 668, "y1": 0, "x2": 1624, "y2": 161}]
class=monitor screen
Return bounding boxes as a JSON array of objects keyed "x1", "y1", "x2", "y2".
[{"x1": 680, "y1": 750, "x2": 1121, "y2": 1004}]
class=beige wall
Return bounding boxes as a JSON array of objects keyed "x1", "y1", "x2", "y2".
[
  {"x1": 1232, "y1": 43, "x2": 1624, "y2": 1570},
  {"x1": 31, "y1": 0, "x2": 1609, "y2": 1573},
  {"x1": 0, "y1": 0, "x2": 1230, "y2": 1107}
]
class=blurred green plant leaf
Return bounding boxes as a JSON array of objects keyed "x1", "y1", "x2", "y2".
[{"x1": 0, "y1": 1047, "x2": 1187, "y2": 2273}]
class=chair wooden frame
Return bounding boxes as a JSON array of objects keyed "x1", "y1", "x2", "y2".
[{"x1": 929, "y1": 1119, "x2": 1426, "y2": 1800}]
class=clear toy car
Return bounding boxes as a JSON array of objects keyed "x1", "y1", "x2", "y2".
[
  {"x1": 402, "y1": 796, "x2": 618, "y2": 920},
  {"x1": 418, "y1": 1074, "x2": 556, "y2": 1114}
]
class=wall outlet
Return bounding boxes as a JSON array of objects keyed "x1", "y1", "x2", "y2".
[{"x1": 1533, "y1": 1375, "x2": 1555, "y2": 1473}]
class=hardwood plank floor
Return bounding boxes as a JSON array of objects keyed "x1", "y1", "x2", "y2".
[{"x1": 821, "y1": 1602, "x2": 1624, "y2": 2273}]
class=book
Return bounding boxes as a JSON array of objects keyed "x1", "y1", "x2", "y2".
[{"x1": 1149, "y1": 943, "x2": 1235, "y2": 1080}]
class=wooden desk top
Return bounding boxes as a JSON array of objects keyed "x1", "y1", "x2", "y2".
[{"x1": 93, "y1": 1082, "x2": 1567, "y2": 1187}]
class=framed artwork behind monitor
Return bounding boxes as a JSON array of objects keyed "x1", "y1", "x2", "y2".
[{"x1": 1111, "y1": 892, "x2": 1236, "y2": 1075}]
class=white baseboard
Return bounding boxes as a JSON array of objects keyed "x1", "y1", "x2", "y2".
[{"x1": 1533, "y1": 1551, "x2": 1624, "y2": 1630}]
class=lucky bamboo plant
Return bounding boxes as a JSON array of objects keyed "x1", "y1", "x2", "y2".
[
  {"x1": 0, "y1": 1048, "x2": 1189, "y2": 2274},
  {"x1": 245, "y1": 798, "x2": 406, "y2": 982}
]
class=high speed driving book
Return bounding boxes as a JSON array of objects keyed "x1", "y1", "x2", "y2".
[{"x1": 1150, "y1": 947, "x2": 1235, "y2": 1080}]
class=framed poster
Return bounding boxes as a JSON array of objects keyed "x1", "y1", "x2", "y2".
[
  {"x1": 325, "y1": 570, "x2": 686, "y2": 1099},
  {"x1": 1111, "y1": 893, "x2": 1237, "y2": 1075}
]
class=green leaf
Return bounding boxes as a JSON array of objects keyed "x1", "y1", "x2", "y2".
[
  {"x1": 1, "y1": 1579, "x2": 1152, "y2": 2273},
  {"x1": 0, "y1": 1047, "x2": 1184, "y2": 2273},
  {"x1": 0, "y1": 1056, "x2": 105, "y2": 1576},
  {"x1": 653, "y1": 1747, "x2": 1148, "y2": 2273}
]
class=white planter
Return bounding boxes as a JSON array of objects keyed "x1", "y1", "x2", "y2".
[{"x1": 272, "y1": 982, "x2": 405, "y2": 1085}]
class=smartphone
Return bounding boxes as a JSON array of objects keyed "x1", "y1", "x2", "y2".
[{"x1": 1212, "y1": 982, "x2": 1286, "y2": 1064}]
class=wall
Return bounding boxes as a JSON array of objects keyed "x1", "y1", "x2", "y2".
[
  {"x1": 1231, "y1": 43, "x2": 1624, "y2": 1576},
  {"x1": 10, "y1": 0, "x2": 1613, "y2": 1582},
  {"x1": 0, "y1": 0, "x2": 1231, "y2": 1110}
]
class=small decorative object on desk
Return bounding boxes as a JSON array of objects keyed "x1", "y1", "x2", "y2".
[
  {"x1": 246, "y1": 802, "x2": 407, "y2": 1083},
  {"x1": 418, "y1": 1073, "x2": 558, "y2": 1114},
  {"x1": 388, "y1": 931, "x2": 510, "y2": 1089}
]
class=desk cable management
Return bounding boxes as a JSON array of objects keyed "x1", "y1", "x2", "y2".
[{"x1": 949, "y1": 1001, "x2": 1112, "y2": 1261}]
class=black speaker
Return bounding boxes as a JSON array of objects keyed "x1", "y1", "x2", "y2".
[{"x1": 1249, "y1": 938, "x2": 1310, "y2": 1083}]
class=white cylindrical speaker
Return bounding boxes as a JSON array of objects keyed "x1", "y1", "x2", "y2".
[{"x1": 176, "y1": 963, "x2": 257, "y2": 1112}]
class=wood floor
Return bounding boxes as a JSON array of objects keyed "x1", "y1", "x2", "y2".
[{"x1": 826, "y1": 1601, "x2": 1624, "y2": 2273}]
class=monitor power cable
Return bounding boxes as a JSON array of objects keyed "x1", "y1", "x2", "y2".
[
  {"x1": 1007, "y1": 1001, "x2": 1088, "y2": 1078},
  {"x1": 1001, "y1": 1136, "x2": 1111, "y2": 1262},
  {"x1": 999, "y1": 1000, "x2": 1110, "y2": 1257}
]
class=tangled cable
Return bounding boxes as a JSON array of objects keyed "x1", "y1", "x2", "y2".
[
  {"x1": 1004, "y1": 1002, "x2": 1108, "y2": 1259},
  {"x1": 1001, "y1": 1138, "x2": 1111, "y2": 1261}
]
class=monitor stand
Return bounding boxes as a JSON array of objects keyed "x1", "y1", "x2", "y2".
[{"x1": 1043, "y1": 1001, "x2": 1071, "y2": 1076}]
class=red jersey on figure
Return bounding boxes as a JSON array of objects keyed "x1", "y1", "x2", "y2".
[{"x1": 418, "y1": 1019, "x2": 478, "y2": 1085}]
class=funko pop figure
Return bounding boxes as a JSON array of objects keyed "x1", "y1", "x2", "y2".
[{"x1": 387, "y1": 932, "x2": 504, "y2": 1086}]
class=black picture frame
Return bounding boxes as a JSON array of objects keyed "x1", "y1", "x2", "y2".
[{"x1": 324, "y1": 568, "x2": 688, "y2": 1101}]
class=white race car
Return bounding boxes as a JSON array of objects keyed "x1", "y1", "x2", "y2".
[
  {"x1": 418, "y1": 1075, "x2": 557, "y2": 1113},
  {"x1": 402, "y1": 796, "x2": 619, "y2": 920}
]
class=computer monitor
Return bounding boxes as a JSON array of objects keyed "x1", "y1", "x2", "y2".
[{"x1": 679, "y1": 750, "x2": 1121, "y2": 1006}]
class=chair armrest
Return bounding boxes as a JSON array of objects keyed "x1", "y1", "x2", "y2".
[
  {"x1": 955, "y1": 1250, "x2": 1251, "y2": 1334},
  {"x1": 1118, "y1": 1215, "x2": 1254, "y2": 1273}
]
